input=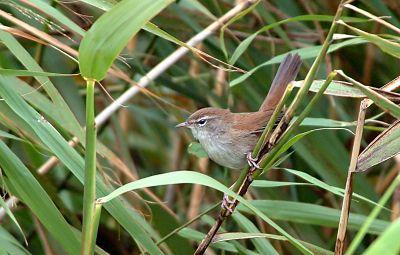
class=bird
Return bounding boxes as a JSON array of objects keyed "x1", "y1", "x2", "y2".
[{"x1": 176, "y1": 53, "x2": 302, "y2": 170}]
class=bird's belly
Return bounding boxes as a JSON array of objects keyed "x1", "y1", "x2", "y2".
[{"x1": 200, "y1": 137, "x2": 249, "y2": 169}]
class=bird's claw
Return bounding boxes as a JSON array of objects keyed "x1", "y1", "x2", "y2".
[
  {"x1": 246, "y1": 152, "x2": 261, "y2": 169},
  {"x1": 221, "y1": 193, "x2": 235, "y2": 214}
]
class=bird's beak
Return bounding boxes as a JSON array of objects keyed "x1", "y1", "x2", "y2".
[{"x1": 175, "y1": 121, "x2": 188, "y2": 128}]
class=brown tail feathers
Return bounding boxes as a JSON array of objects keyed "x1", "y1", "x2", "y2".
[{"x1": 259, "y1": 53, "x2": 302, "y2": 112}]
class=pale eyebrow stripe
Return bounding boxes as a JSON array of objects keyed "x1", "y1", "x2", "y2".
[{"x1": 197, "y1": 115, "x2": 216, "y2": 121}]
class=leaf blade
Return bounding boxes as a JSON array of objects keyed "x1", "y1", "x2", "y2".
[{"x1": 79, "y1": 0, "x2": 173, "y2": 80}]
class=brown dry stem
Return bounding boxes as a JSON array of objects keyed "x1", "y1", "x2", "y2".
[{"x1": 334, "y1": 99, "x2": 368, "y2": 255}]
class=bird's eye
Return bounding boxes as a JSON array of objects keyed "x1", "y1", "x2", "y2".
[{"x1": 198, "y1": 119, "x2": 207, "y2": 126}]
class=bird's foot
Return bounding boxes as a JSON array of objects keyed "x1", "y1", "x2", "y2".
[
  {"x1": 221, "y1": 193, "x2": 236, "y2": 214},
  {"x1": 246, "y1": 152, "x2": 261, "y2": 169},
  {"x1": 246, "y1": 152, "x2": 262, "y2": 182}
]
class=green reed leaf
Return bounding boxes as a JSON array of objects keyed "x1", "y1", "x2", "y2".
[
  {"x1": 79, "y1": 0, "x2": 173, "y2": 80},
  {"x1": 98, "y1": 171, "x2": 312, "y2": 254}
]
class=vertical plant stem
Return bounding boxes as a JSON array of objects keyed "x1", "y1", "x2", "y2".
[
  {"x1": 334, "y1": 99, "x2": 368, "y2": 255},
  {"x1": 81, "y1": 79, "x2": 97, "y2": 255}
]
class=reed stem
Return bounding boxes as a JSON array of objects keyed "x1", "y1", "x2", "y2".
[{"x1": 81, "y1": 79, "x2": 98, "y2": 255}]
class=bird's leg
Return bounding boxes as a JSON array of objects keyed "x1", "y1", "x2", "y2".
[{"x1": 221, "y1": 153, "x2": 262, "y2": 214}]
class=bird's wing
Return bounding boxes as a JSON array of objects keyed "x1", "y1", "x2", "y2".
[
  {"x1": 231, "y1": 111, "x2": 272, "y2": 135},
  {"x1": 232, "y1": 110, "x2": 283, "y2": 135}
]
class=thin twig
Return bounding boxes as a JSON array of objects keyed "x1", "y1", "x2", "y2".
[
  {"x1": 33, "y1": 216, "x2": 56, "y2": 255},
  {"x1": 334, "y1": 99, "x2": 368, "y2": 255},
  {"x1": 154, "y1": 203, "x2": 220, "y2": 249}
]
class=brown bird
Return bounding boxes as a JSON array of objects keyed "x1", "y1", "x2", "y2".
[{"x1": 177, "y1": 54, "x2": 302, "y2": 169}]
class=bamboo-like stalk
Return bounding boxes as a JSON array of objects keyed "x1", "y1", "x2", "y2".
[
  {"x1": 334, "y1": 99, "x2": 368, "y2": 255},
  {"x1": 81, "y1": 79, "x2": 98, "y2": 255}
]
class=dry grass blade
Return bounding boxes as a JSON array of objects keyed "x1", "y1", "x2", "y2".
[
  {"x1": 336, "y1": 20, "x2": 400, "y2": 58},
  {"x1": 344, "y1": 4, "x2": 400, "y2": 34},
  {"x1": 381, "y1": 76, "x2": 400, "y2": 92},
  {"x1": 0, "y1": 25, "x2": 47, "y2": 44},
  {"x1": 293, "y1": 79, "x2": 400, "y2": 100},
  {"x1": 337, "y1": 70, "x2": 400, "y2": 118},
  {"x1": 357, "y1": 120, "x2": 400, "y2": 172},
  {"x1": 0, "y1": 9, "x2": 76, "y2": 57}
]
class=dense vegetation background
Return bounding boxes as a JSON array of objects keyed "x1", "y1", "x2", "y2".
[{"x1": 0, "y1": 0, "x2": 399, "y2": 254}]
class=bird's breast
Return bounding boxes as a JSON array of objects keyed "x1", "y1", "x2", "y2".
[{"x1": 197, "y1": 132, "x2": 255, "y2": 169}]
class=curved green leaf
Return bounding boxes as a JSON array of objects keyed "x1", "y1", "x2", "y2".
[
  {"x1": 0, "y1": 226, "x2": 31, "y2": 255},
  {"x1": 232, "y1": 213, "x2": 279, "y2": 254},
  {"x1": 213, "y1": 232, "x2": 286, "y2": 243},
  {"x1": 338, "y1": 20, "x2": 400, "y2": 58},
  {"x1": 0, "y1": 75, "x2": 163, "y2": 254},
  {"x1": 293, "y1": 80, "x2": 364, "y2": 98},
  {"x1": 0, "y1": 141, "x2": 80, "y2": 255},
  {"x1": 0, "y1": 196, "x2": 25, "y2": 244},
  {"x1": 272, "y1": 128, "x2": 354, "y2": 163},
  {"x1": 214, "y1": 231, "x2": 333, "y2": 255},
  {"x1": 278, "y1": 168, "x2": 385, "y2": 210},
  {"x1": 98, "y1": 171, "x2": 312, "y2": 254},
  {"x1": 79, "y1": 0, "x2": 173, "y2": 80}
]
